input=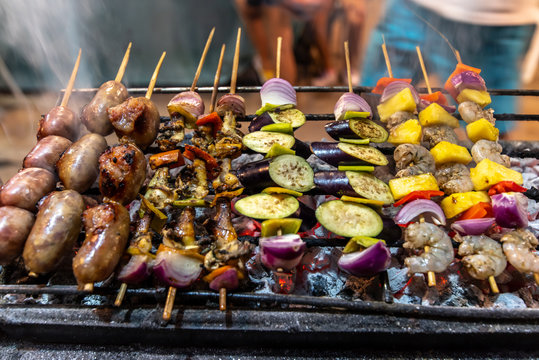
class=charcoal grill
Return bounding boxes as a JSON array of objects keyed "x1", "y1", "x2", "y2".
[{"x1": 0, "y1": 85, "x2": 538, "y2": 350}]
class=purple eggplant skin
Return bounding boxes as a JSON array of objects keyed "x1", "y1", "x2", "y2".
[
  {"x1": 313, "y1": 171, "x2": 358, "y2": 197},
  {"x1": 236, "y1": 158, "x2": 276, "y2": 192},
  {"x1": 377, "y1": 216, "x2": 402, "y2": 245},
  {"x1": 325, "y1": 120, "x2": 357, "y2": 140},
  {"x1": 293, "y1": 139, "x2": 312, "y2": 159},
  {"x1": 248, "y1": 112, "x2": 274, "y2": 133},
  {"x1": 296, "y1": 200, "x2": 318, "y2": 232},
  {"x1": 310, "y1": 142, "x2": 365, "y2": 166}
]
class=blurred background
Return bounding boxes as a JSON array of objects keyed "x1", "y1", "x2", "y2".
[{"x1": 0, "y1": 0, "x2": 538, "y2": 181}]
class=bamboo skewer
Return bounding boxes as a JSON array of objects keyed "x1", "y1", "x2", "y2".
[
  {"x1": 191, "y1": 27, "x2": 216, "y2": 92},
  {"x1": 210, "y1": 44, "x2": 226, "y2": 113},
  {"x1": 344, "y1": 41, "x2": 353, "y2": 93},
  {"x1": 114, "y1": 283, "x2": 128, "y2": 307},
  {"x1": 115, "y1": 42, "x2": 132, "y2": 83},
  {"x1": 534, "y1": 273, "x2": 539, "y2": 286},
  {"x1": 415, "y1": 46, "x2": 432, "y2": 95},
  {"x1": 163, "y1": 286, "x2": 177, "y2": 321},
  {"x1": 146, "y1": 51, "x2": 166, "y2": 100},
  {"x1": 230, "y1": 28, "x2": 242, "y2": 95},
  {"x1": 276, "y1": 36, "x2": 282, "y2": 79},
  {"x1": 60, "y1": 48, "x2": 82, "y2": 107},
  {"x1": 455, "y1": 50, "x2": 462, "y2": 64},
  {"x1": 381, "y1": 35, "x2": 393, "y2": 78}
]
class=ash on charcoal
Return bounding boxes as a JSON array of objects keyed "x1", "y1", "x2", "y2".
[
  {"x1": 82, "y1": 294, "x2": 108, "y2": 306},
  {"x1": 306, "y1": 154, "x2": 336, "y2": 172},
  {"x1": 341, "y1": 274, "x2": 382, "y2": 301},
  {"x1": 492, "y1": 293, "x2": 527, "y2": 309}
]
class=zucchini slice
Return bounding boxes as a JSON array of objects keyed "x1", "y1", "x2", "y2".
[
  {"x1": 243, "y1": 131, "x2": 295, "y2": 153},
  {"x1": 268, "y1": 154, "x2": 314, "y2": 192},
  {"x1": 337, "y1": 142, "x2": 388, "y2": 166},
  {"x1": 315, "y1": 200, "x2": 383, "y2": 237},
  {"x1": 235, "y1": 193, "x2": 299, "y2": 219},
  {"x1": 269, "y1": 108, "x2": 306, "y2": 128},
  {"x1": 349, "y1": 118, "x2": 388, "y2": 143},
  {"x1": 345, "y1": 171, "x2": 394, "y2": 205}
]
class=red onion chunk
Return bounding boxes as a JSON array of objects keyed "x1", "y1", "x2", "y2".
[
  {"x1": 451, "y1": 217, "x2": 495, "y2": 235},
  {"x1": 491, "y1": 192, "x2": 528, "y2": 228},
  {"x1": 117, "y1": 255, "x2": 152, "y2": 284},
  {"x1": 419, "y1": 99, "x2": 456, "y2": 114},
  {"x1": 334, "y1": 92, "x2": 372, "y2": 120},
  {"x1": 380, "y1": 81, "x2": 420, "y2": 104},
  {"x1": 260, "y1": 78, "x2": 297, "y2": 107},
  {"x1": 153, "y1": 250, "x2": 203, "y2": 288},
  {"x1": 451, "y1": 71, "x2": 487, "y2": 94},
  {"x1": 216, "y1": 93, "x2": 246, "y2": 118},
  {"x1": 338, "y1": 241, "x2": 391, "y2": 277},
  {"x1": 394, "y1": 199, "x2": 446, "y2": 226},
  {"x1": 260, "y1": 234, "x2": 306, "y2": 271},
  {"x1": 167, "y1": 91, "x2": 204, "y2": 118},
  {"x1": 209, "y1": 268, "x2": 239, "y2": 291}
]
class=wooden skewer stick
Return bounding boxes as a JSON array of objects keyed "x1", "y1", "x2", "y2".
[
  {"x1": 415, "y1": 46, "x2": 432, "y2": 95},
  {"x1": 534, "y1": 273, "x2": 539, "y2": 285},
  {"x1": 230, "y1": 28, "x2": 242, "y2": 95},
  {"x1": 381, "y1": 35, "x2": 393, "y2": 78},
  {"x1": 60, "y1": 48, "x2": 82, "y2": 107},
  {"x1": 489, "y1": 276, "x2": 500, "y2": 294},
  {"x1": 191, "y1": 27, "x2": 216, "y2": 92},
  {"x1": 344, "y1": 41, "x2": 353, "y2": 93},
  {"x1": 210, "y1": 44, "x2": 226, "y2": 113},
  {"x1": 146, "y1": 51, "x2": 167, "y2": 100},
  {"x1": 114, "y1": 282, "x2": 128, "y2": 307},
  {"x1": 219, "y1": 287, "x2": 227, "y2": 311},
  {"x1": 455, "y1": 50, "x2": 462, "y2": 64},
  {"x1": 82, "y1": 283, "x2": 94, "y2": 292},
  {"x1": 163, "y1": 286, "x2": 177, "y2": 321},
  {"x1": 276, "y1": 36, "x2": 282, "y2": 79},
  {"x1": 115, "y1": 42, "x2": 132, "y2": 83}
]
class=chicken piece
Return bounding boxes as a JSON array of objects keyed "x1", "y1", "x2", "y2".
[
  {"x1": 422, "y1": 125, "x2": 459, "y2": 149},
  {"x1": 394, "y1": 144, "x2": 435, "y2": 178},
  {"x1": 434, "y1": 163, "x2": 474, "y2": 195}
]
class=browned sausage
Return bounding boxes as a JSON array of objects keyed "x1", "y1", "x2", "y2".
[
  {"x1": 57, "y1": 133, "x2": 107, "y2": 193},
  {"x1": 81, "y1": 80, "x2": 128, "y2": 136},
  {"x1": 37, "y1": 106, "x2": 79, "y2": 142},
  {"x1": 0, "y1": 206, "x2": 35, "y2": 265},
  {"x1": 72, "y1": 202, "x2": 130, "y2": 285},
  {"x1": 22, "y1": 190, "x2": 84, "y2": 275},
  {"x1": 108, "y1": 97, "x2": 160, "y2": 150},
  {"x1": 0, "y1": 168, "x2": 56, "y2": 211},
  {"x1": 23, "y1": 135, "x2": 72, "y2": 174},
  {"x1": 98, "y1": 143, "x2": 147, "y2": 205}
]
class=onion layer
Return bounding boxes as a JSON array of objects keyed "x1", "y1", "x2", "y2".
[
  {"x1": 380, "y1": 81, "x2": 420, "y2": 104},
  {"x1": 394, "y1": 199, "x2": 446, "y2": 226},
  {"x1": 260, "y1": 234, "x2": 306, "y2": 271},
  {"x1": 167, "y1": 91, "x2": 204, "y2": 118},
  {"x1": 491, "y1": 192, "x2": 528, "y2": 228},
  {"x1": 216, "y1": 94, "x2": 246, "y2": 118},
  {"x1": 153, "y1": 249, "x2": 203, "y2": 288},
  {"x1": 334, "y1": 92, "x2": 372, "y2": 121},
  {"x1": 260, "y1": 78, "x2": 297, "y2": 107},
  {"x1": 451, "y1": 71, "x2": 487, "y2": 95},
  {"x1": 338, "y1": 241, "x2": 391, "y2": 277},
  {"x1": 451, "y1": 217, "x2": 495, "y2": 235},
  {"x1": 117, "y1": 255, "x2": 153, "y2": 284},
  {"x1": 209, "y1": 268, "x2": 239, "y2": 291}
]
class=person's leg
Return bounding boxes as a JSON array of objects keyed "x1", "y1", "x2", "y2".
[
  {"x1": 311, "y1": 0, "x2": 337, "y2": 86},
  {"x1": 265, "y1": 4, "x2": 297, "y2": 83}
]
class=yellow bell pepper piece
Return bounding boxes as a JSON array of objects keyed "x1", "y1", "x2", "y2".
[
  {"x1": 470, "y1": 158, "x2": 523, "y2": 191},
  {"x1": 377, "y1": 88, "x2": 417, "y2": 122},
  {"x1": 387, "y1": 119, "x2": 422, "y2": 145},
  {"x1": 389, "y1": 173, "x2": 439, "y2": 200},
  {"x1": 466, "y1": 119, "x2": 499, "y2": 143},
  {"x1": 430, "y1": 141, "x2": 472, "y2": 165},
  {"x1": 418, "y1": 102, "x2": 459, "y2": 128},
  {"x1": 456, "y1": 89, "x2": 491, "y2": 108},
  {"x1": 441, "y1": 191, "x2": 491, "y2": 218}
]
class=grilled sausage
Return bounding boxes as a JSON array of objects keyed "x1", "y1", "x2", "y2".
[
  {"x1": 108, "y1": 97, "x2": 160, "y2": 150},
  {"x1": 0, "y1": 168, "x2": 56, "y2": 211},
  {"x1": 98, "y1": 143, "x2": 147, "y2": 205},
  {"x1": 73, "y1": 202, "x2": 130, "y2": 285},
  {"x1": 23, "y1": 135, "x2": 72, "y2": 174},
  {"x1": 81, "y1": 80, "x2": 128, "y2": 136},
  {"x1": 22, "y1": 190, "x2": 84, "y2": 275},
  {"x1": 57, "y1": 133, "x2": 107, "y2": 193},
  {"x1": 0, "y1": 206, "x2": 35, "y2": 265},
  {"x1": 37, "y1": 106, "x2": 79, "y2": 142}
]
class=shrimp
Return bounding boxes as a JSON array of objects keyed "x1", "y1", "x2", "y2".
[
  {"x1": 422, "y1": 125, "x2": 458, "y2": 149},
  {"x1": 394, "y1": 144, "x2": 435, "y2": 178},
  {"x1": 456, "y1": 234, "x2": 506, "y2": 280},
  {"x1": 471, "y1": 140, "x2": 510, "y2": 167},
  {"x1": 404, "y1": 222, "x2": 454, "y2": 274},
  {"x1": 387, "y1": 111, "x2": 417, "y2": 130},
  {"x1": 500, "y1": 229, "x2": 539, "y2": 274},
  {"x1": 434, "y1": 163, "x2": 474, "y2": 195},
  {"x1": 458, "y1": 101, "x2": 495, "y2": 124}
]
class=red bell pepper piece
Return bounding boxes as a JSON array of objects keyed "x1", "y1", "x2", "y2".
[
  {"x1": 458, "y1": 202, "x2": 493, "y2": 220},
  {"x1": 183, "y1": 144, "x2": 220, "y2": 179},
  {"x1": 196, "y1": 112, "x2": 223, "y2": 138},
  {"x1": 393, "y1": 190, "x2": 445, "y2": 207},
  {"x1": 372, "y1": 77, "x2": 412, "y2": 94},
  {"x1": 488, "y1": 181, "x2": 527, "y2": 196},
  {"x1": 420, "y1": 91, "x2": 449, "y2": 106}
]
